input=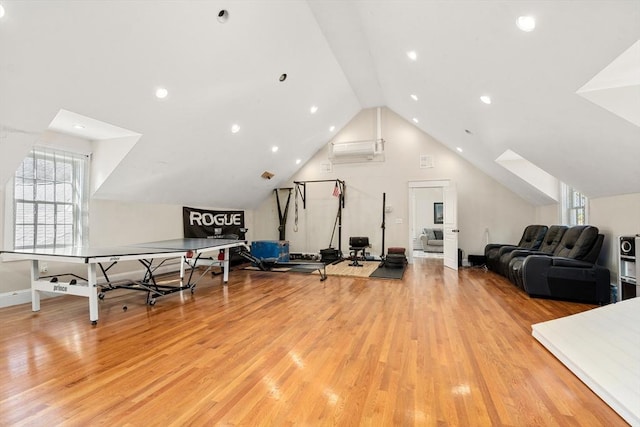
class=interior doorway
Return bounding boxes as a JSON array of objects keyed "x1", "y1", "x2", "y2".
[{"x1": 408, "y1": 180, "x2": 458, "y2": 270}]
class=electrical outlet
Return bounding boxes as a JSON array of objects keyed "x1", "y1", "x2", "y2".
[{"x1": 40, "y1": 263, "x2": 48, "y2": 273}]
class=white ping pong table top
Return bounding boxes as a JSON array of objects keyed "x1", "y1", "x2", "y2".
[
  {"x1": 2, "y1": 238, "x2": 247, "y2": 261},
  {"x1": 133, "y1": 238, "x2": 244, "y2": 251}
]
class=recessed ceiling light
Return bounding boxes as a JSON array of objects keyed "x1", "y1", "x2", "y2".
[
  {"x1": 456, "y1": 147, "x2": 463, "y2": 153},
  {"x1": 516, "y1": 16, "x2": 536, "y2": 32},
  {"x1": 410, "y1": 94, "x2": 418, "y2": 101},
  {"x1": 155, "y1": 87, "x2": 168, "y2": 99},
  {"x1": 217, "y1": 9, "x2": 229, "y2": 23},
  {"x1": 310, "y1": 105, "x2": 318, "y2": 114},
  {"x1": 329, "y1": 125, "x2": 335, "y2": 132},
  {"x1": 231, "y1": 124, "x2": 240, "y2": 133},
  {"x1": 0, "y1": 4, "x2": 5, "y2": 18},
  {"x1": 412, "y1": 117, "x2": 419, "y2": 123},
  {"x1": 271, "y1": 146, "x2": 279, "y2": 153},
  {"x1": 296, "y1": 159, "x2": 301, "y2": 165},
  {"x1": 73, "y1": 124, "x2": 85, "y2": 130},
  {"x1": 407, "y1": 50, "x2": 417, "y2": 61},
  {"x1": 480, "y1": 95, "x2": 492, "y2": 105}
]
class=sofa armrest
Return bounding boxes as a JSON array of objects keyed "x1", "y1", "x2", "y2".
[
  {"x1": 485, "y1": 243, "x2": 510, "y2": 257},
  {"x1": 497, "y1": 245, "x2": 520, "y2": 256},
  {"x1": 549, "y1": 257, "x2": 594, "y2": 268},
  {"x1": 510, "y1": 249, "x2": 548, "y2": 258},
  {"x1": 522, "y1": 255, "x2": 611, "y2": 304}
]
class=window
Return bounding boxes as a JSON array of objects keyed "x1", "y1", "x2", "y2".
[
  {"x1": 13, "y1": 148, "x2": 89, "y2": 249},
  {"x1": 561, "y1": 183, "x2": 588, "y2": 226}
]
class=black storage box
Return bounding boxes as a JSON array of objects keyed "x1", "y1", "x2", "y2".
[{"x1": 468, "y1": 255, "x2": 486, "y2": 266}]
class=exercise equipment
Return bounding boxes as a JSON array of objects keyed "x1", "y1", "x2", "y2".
[
  {"x1": 384, "y1": 247, "x2": 407, "y2": 268},
  {"x1": 274, "y1": 188, "x2": 293, "y2": 240},
  {"x1": 294, "y1": 179, "x2": 346, "y2": 261},
  {"x1": 349, "y1": 236, "x2": 370, "y2": 267},
  {"x1": 236, "y1": 245, "x2": 327, "y2": 281},
  {"x1": 379, "y1": 193, "x2": 387, "y2": 267}
]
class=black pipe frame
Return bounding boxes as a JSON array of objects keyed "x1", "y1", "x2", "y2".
[{"x1": 292, "y1": 179, "x2": 346, "y2": 257}]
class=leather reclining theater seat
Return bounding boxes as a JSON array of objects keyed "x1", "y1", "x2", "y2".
[
  {"x1": 484, "y1": 225, "x2": 547, "y2": 273},
  {"x1": 505, "y1": 225, "x2": 568, "y2": 283},
  {"x1": 484, "y1": 225, "x2": 610, "y2": 305}
]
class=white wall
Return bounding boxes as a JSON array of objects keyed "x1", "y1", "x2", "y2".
[
  {"x1": 252, "y1": 107, "x2": 537, "y2": 259},
  {"x1": 413, "y1": 187, "x2": 443, "y2": 234}
]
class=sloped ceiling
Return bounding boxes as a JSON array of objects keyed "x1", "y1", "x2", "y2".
[{"x1": 0, "y1": 1, "x2": 639, "y2": 209}]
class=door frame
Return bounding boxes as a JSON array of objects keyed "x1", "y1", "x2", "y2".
[{"x1": 408, "y1": 180, "x2": 453, "y2": 264}]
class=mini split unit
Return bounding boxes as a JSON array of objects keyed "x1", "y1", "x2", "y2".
[{"x1": 329, "y1": 139, "x2": 384, "y2": 161}]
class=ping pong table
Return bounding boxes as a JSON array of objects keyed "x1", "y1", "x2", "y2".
[{"x1": 0, "y1": 238, "x2": 249, "y2": 325}]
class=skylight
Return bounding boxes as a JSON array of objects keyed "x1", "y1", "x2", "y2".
[{"x1": 496, "y1": 150, "x2": 559, "y2": 200}]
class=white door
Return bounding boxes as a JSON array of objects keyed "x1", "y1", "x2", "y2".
[{"x1": 443, "y1": 183, "x2": 459, "y2": 270}]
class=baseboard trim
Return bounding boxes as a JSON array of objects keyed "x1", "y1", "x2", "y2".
[
  {"x1": 0, "y1": 289, "x2": 34, "y2": 308},
  {"x1": 0, "y1": 263, "x2": 182, "y2": 309}
]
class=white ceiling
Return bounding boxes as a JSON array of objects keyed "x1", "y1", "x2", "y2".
[{"x1": 0, "y1": 1, "x2": 639, "y2": 209}]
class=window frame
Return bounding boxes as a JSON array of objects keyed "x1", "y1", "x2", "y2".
[
  {"x1": 11, "y1": 147, "x2": 89, "y2": 250},
  {"x1": 560, "y1": 183, "x2": 588, "y2": 226}
]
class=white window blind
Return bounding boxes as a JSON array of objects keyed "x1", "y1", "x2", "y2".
[
  {"x1": 13, "y1": 148, "x2": 89, "y2": 249},
  {"x1": 561, "y1": 183, "x2": 588, "y2": 226}
]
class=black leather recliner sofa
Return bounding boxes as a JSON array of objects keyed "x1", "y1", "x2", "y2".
[
  {"x1": 520, "y1": 226, "x2": 609, "y2": 305},
  {"x1": 484, "y1": 225, "x2": 610, "y2": 305},
  {"x1": 510, "y1": 225, "x2": 601, "y2": 287},
  {"x1": 484, "y1": 224, "x2": 547, "y2": 272},
  {"x1": 504, "y1": 225, "x2": 568, "y2": 285}
]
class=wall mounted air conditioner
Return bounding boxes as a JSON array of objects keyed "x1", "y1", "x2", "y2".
[{"x1": 331, "y1": 140, "x2": 376, "y2": 158}]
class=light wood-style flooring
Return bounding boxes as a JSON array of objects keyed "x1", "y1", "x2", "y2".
[{"x1": 0, "y1": 259, "x2": 627, "y2": 426}]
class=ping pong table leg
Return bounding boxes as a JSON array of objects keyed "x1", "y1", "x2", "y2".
[
  {"x1": 223, "y1": 248, "x2": 230, "y2": 284},
  {"x1": 30, "y1": 260, "x2": 41, "y2": 312},
  {"x1": 179, "y1": 256, "x2": 186, "y2": 286},
  {"x1": 88, "y1": 263, "x2": 99, "y2": 325}
]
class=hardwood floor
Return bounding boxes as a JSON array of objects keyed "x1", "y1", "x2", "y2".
[{"x1": 0, "y1": 259, "x2": 627, "y2": 426}]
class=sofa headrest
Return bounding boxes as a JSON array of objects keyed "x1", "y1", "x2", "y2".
[
  {"x1": 518, "y1": 225, "x2": 548, "y2": 249},
  {"x1": 538, "y1": 225, "x2": 568, "y2": 253},
  {"x1": 553, "y1": 225, "x2": 599, "y2": 259}
]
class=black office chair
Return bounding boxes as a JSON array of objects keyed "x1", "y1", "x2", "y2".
[{"x1": 349, "y1": 237, "x2": 369, "y2": 267}]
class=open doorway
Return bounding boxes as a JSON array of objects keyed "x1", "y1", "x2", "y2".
[
  {"x1": 410, "y1": 187, "x2": 444, "y2": 261},
  {"x1": 408, "y1": 180, "x2": 458, "y2": 269}
]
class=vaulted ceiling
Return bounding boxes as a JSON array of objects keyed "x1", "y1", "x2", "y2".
[{"x1": 1, "y1": 1, "x2": 638, "y2": 208}]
